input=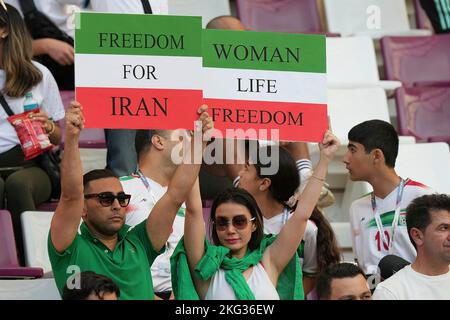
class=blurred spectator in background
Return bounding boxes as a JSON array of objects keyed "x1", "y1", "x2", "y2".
[{"x1": 419, "y1": 0, "x2": 450, "y2": 34}]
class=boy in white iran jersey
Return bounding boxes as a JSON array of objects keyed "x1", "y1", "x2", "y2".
[
  {"x1": 344, "y1": 120, "x2": 433, "y2": 275},
  {"x1": 121, "y1": 129, "x2": 185, "y2": 299}
]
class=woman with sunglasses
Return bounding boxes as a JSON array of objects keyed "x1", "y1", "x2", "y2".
[
  {"x1": 172, "y1": 131, "x2": 340, "y2": 300},
  {"x1": 0, "y1": 3, "x2": 64, "y2": 264},
  {"x1": 238, "y1": 145, "x2": 341, "y2": 298}
]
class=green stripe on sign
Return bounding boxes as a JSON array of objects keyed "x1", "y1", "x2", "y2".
[
  {"x1": 75, "y1": 12, "x2": 201, "y2": 57},
  {"x1": 202, "y1": 29, "x2": 326, "y2": 73}
]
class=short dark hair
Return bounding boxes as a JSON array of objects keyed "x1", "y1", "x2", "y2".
[
  {"x1": 251, "y1": 146, "x2": 299, "y2": 205},
  {"x1": 316, "y1": 263, "x2": 366, "y2": 300},
  {"x1": 62, "y1": 271, "x2": 120, "y2": 300},
  {"x1": 348, "y1": 120, "x2": 399, "y2": 167},
  {"x1": 135, "y1": 130, "x2": 172, "y2": 160},
  {"x1": 135, "y1": 129, "x2": 152, "y2": 159},
  {"x1": 210, "y1": 188, "x2": 264, "y2": 251},
  {"x1": 406, "y1": 193, "x2": 450, "y2": 248},
  {"x1": 83, "y1": 169, "x2": 118, "y2": 191}
]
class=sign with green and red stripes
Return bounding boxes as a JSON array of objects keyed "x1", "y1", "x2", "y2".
[
  {"x1": 75, "y1": 12, "x2": 202, "y2": 130},
  {"x1": 202, "y1": 29, "x2": 327, "y2": 142}
]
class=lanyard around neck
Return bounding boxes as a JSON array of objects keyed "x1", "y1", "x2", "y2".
[
  {"x1": 282, "y1": 207, "x2": 291, "y2": 225},
  {"x1": 136, "y1": 168, "x2": 158, "y2": 204},
  {"x1": 371, "y1": 178, "x2": 407, "y2": 253}
]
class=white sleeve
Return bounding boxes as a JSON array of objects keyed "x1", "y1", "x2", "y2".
[
  {"x1": 302, "y1": 221, "x2": 319, "y2": 276},
  {"x1": 297, "y1": 159, "x2": 312, "y2": 193},
  {"x1": 42, "y1": 68, "x2": 65, "y2": 121},
  {"x1": 372, "y1": 285, "x2": 398, "y2": 300},
  {"x1": 349, "y1": 203, "x2": 361, "y2": 264}
]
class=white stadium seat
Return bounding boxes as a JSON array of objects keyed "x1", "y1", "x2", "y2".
[
  {"x1": 326, "y1": 36, "x2": 401, "y2": 90},
  {"x1": 21, "y1": 211, "x2": 54, "y2": 275},
  {"x1": 324, "y1": 0, "x2": 431, "y2": 39}
]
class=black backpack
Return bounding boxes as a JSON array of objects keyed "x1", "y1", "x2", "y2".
[{"x1": 19, "y1": 0, "x2": 73, "y2": 45}]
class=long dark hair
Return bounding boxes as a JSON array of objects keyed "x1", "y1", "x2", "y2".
[
  {"x1": 252, "y1": 145, "x2": 299, "y2": 204},
  {"x1": 253, "y1": 145, "x2": 341, "y2": 271},
  {"x1": 309, "y1": 207, "x2": 341, "y2": 273},
  {"x1": 0, "y1": 4, "x2": 42, "y2": 97},
  {"x1": 210, "y1": 188, "x2": 264, "y2": 251}
]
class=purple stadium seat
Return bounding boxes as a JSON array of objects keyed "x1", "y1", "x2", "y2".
[
  {"x1": 381, "y1": 34, "x2": 450, "y2": 86},
  {"x1": 236, "y1": 0, "x2": 322, "y2": 33},
  {"x1": 59, "y1": 90, "x2": 75, "y2": 108},
  {"x1": 395, "y1": 86, "x2": 450, "y2": 143},
  {"x1": 0, "y1": 210, "x2": 43, "y2": 278},
  {"x1": 36, "y1": 202, "x2": 58, "y2": 212},
  {"x1": 58, "y1": 90, "x2": 106, "y2": 148}
]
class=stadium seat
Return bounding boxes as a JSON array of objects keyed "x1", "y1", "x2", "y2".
[
  {"x1": 324, "y1": 0, "x2": 431, "y2": 38},
  {"x1": 327, "y1": 88, "x2": 391, "y2": 146},
  {"x1": 340, "y1": 142, "x2": 450, "y2": 221},
  {"x1": 308, "y1": 88, "x2": 391, "y2": 189},
  {"x1": 21, "y1": 211, "x2": 54, "y2": 275},
  {"x1": 59, "y1": 90, "x2": 74, "y2": 108},
  {"x1": 0, "y1": 278, "x2": 60, "y2": 300},
  {"x1": 168, "y1": 0, "x2": 231, "y2": 27},
  {"x1": 236, "y1": 0, "x2": 322, "y2": 33},
  {"x1": 326, "y1": 37, "x2": 401, "y2": 90},
  {"x1": 395, "y1": 86, "x2": 450, "y2": 143},
  {"x1": 37, "y1": 202, "x2": 58, "y2": 212},
  {"x1": 330, "y1": 222, "x2": 352, "y2": 249},
  {"x1": 59, "y1": 91, "x2": 106, "y2": 149},
  {"x1": 0, "y1": 210, "x2": 43, "y2": 279},
  {"x1": 381, "y1": 34, "x2": 450, "y2": 86}
]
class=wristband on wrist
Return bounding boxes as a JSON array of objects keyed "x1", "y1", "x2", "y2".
[
  {"x1": 45, "y1": 120, "x2": 56, "y2": 135},
  {"x1": 311, "y1": 175, "x2": 326, "y2": 182}
]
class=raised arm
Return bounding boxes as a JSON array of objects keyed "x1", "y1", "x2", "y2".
[
  {"x1": 184, "y1": 177, "x2": 211, "y2": 298},
  {"x1": 50, "y1": 102, "x2": 85, "y2": 253},
  {"x1": 146, "y1": 105, "x2": 213, "y2": 251},
  {"x1": 264, "y1": 131, "x2": 340, "y2": 276}
]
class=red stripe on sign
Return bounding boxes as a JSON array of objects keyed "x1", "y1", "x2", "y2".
[
  {"x1": 76, "y1": 87, "x2": 202, "y2": 130},
  {"x1": 203, "y1": 98, "x2": 328, "y2": 142}
]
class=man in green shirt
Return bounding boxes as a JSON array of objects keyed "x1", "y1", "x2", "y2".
[{"x1": 48, "y1": 101, "x2": 213, "y2": 299}]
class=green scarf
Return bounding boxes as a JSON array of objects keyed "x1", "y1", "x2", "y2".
[{"x1": 170, "y1": 234, "x2": 304, "y2": 300}]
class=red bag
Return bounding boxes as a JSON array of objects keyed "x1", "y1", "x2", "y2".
[{"x1": 7, "y1": 109, "x2": 53, "y2": 160}]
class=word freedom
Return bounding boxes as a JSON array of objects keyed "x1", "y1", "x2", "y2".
[
  {"x1": 99, "y1": 32, "x2": 184, "y2": 50},
  {"x1": 211, "y1": 107, "x2": 303, "y2": 126}
]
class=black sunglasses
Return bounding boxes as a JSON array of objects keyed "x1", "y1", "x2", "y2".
[
  {"x1": 213, "y1": 215, "x2": 256, "y2": 231},
  {"x1": 84, "y1": 192, "x2": 131, "y2": 207}
]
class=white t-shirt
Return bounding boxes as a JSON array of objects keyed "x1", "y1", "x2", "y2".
[
  {"x1": 0, "y1": 62, "x2": 65, "y2": 154},
  {"x1": 373, "y1": 265, "x2": 450, "y2": 300},
  {"x1": 89, "y1": 0, "x2": 168, "y2": 14},
  {"x1": 120, "y1": 173, "x2": 184, "y2": 293},
  {"x1": 6, "y1": 0, "x2": 83, "y2": 38},
  {"x1": 350, "y1": 179, "x2": 433, "y2": 275},
  {"x1": 205, "y1": 263, "x2": 279, "y2": 300},
  {"x1": 263, "y1": 208, "x2": 319, "y2": 276}
]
